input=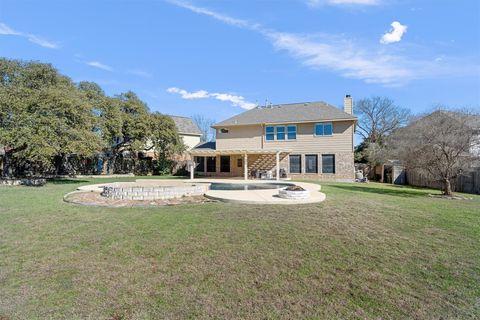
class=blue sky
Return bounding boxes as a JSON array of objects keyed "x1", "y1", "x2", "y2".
[{"x1": 1, "y1": 0, "x2": 479, "y2": 124}]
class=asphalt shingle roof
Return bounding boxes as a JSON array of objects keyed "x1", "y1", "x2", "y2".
[
  {"x1": 192, "y1": 141, "x2": 216, "y2": 151},
  {"x1": 213, "y1": 101, "x2": 356, "y2": 127},
  {"x1": 169, "y1": 116, "x2": 202, "y2": 135}
]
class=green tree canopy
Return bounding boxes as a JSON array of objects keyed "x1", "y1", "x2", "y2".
[
  {"x1": 0, "y1": 58, "x2": 185, "y2": 177},
  {"x1": 0, "y1": 59, "x2": 102, "y2": 176}
]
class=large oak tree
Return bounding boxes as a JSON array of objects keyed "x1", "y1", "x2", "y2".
[
  {"x1": 0, "y1": 59, "x2": 102, "y2": 177},
  {"x1": 0, "y1": 58, "x2": 185, "y2": 177}
]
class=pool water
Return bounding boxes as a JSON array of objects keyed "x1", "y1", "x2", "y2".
[{"x1": 209, "y1": 182, "x2": 292, "y2": 191}]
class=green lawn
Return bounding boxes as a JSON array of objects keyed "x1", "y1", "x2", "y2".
[{"x1": 0, "y1": 178, "x2": 479, "y2": 319}]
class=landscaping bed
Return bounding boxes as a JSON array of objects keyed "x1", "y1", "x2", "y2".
[{"x1": 65, "y1": 190, "x2": 214, "y2": 207}]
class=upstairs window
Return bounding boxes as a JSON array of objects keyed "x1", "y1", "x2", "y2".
[
  {"x1": 265, "y1": 126, "x2": 274, "y2": 141},
  {"x1": 314, "y1": 123, "x2": 333, "y2": 136},
  {"x1": 287, "y1": 125, "x2": 297, "y2": 140},
  {"x1": 276, "y1": 126, "x2": 285, "y2": 140},
  {"x1": 266, "y1": 125, "x2": 296, "y2": 141}
]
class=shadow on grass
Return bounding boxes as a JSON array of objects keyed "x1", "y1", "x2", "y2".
[
  {"x1": 47, "y1": 178, "x2": 90, "y2": 184},
  {"x1": 328, "y1": 184, "x2": 429, "y2": 198}
]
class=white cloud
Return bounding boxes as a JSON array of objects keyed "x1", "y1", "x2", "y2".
[
  {"x1": 307, "y1": 0, "x2": 379, "y2": 6},
  {"x1": 0, "y1": 23, "x2": 20, "y2": 35},
  {"x1": 167, "y1": 0, "x2": 258, "y2": 30},
  {"x1": 167, "y1": 87, "x2": 256, "y2": 109},
  {"x1": 26, "y1": 35, "x2": 59, "y2": 49},
  {"x1": 380, "y1": 21, "x2": 408, "y2": 44},
  {"x1": 210, "y1": 93, "x2": 256, "y2": 109},
  {"x1": 267, "y1": 32, "x2": 412, "y2": 84},
  {"x1": 167, "y1": 87, "x2": 210, "y2": 99},
  {"x1": 0, "y1": 22, "x2": 59, "y2": 48},
  {"x1": 168, "y1": 2, "x2": 476, "y2": 85},
  {"x1": 85, "y1": 61, "x2": 114, "y2": 72},
  {"x1": 168, "y1": 1, "x2": 414, "y2": 84}
]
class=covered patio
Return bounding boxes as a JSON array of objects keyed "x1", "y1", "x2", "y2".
[{"x1": 189, "y1": 146, "x2": 290, "y2": 181}]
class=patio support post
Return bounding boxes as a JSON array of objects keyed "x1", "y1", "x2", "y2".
[
  {"x1": 244, "y1": 153, "x2": 248, "y2": 180},
  {"x1": 276, "y1": 151, "x2": 280, "y2": 181},
  {"x1": 190, "y1": 161, "x2": 194, "y2": 180}
]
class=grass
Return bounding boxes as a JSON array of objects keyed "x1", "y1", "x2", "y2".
[{"x1": 0, "y1": 178, "x2": 479, "y2": 319}]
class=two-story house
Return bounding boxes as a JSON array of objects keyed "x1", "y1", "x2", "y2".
[{"x1": 189, "y1": 95, "x2": 357, "y2": 181}]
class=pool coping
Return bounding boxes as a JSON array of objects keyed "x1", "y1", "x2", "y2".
[{"x1": 199, "y1": 179, "x2": 325, "y2": 205}]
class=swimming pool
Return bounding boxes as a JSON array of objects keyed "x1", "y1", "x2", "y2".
[{"x1": 209, "y1": 182, "x2": 293, "y2": 191}]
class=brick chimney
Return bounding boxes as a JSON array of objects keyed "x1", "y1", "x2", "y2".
[{"x1": 344, "y1": 94, "x2": 353, "y2": 114}]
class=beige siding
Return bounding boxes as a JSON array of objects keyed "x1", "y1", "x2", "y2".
[
  {"x1": 216, "y1": 125, "x2": 263, "y2": 150},
  {"x1": 181, "y1": 134, "x2": 201, "y2": 150},
  {"x1": 216, "y1": 121, "x2": 354, "y2": 153}
]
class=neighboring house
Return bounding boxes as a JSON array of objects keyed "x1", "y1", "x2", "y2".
[
  {"x1": 189, "y1": 95, "x2": 357, "y2": 180},
  {"x1": 140, "y1": 115, "x2": 202, "y2": 158},
  {"x1": 169, "y1": 115, "x2": 202, "y2": 150}
]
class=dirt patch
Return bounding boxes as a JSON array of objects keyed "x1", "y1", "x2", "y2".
[{"x1": 64, "y1": 191, "x2": 215, "y2": 207}]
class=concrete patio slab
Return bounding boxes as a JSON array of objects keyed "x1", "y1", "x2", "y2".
[{"x1": 200, "y1": 180, "x2": 325, "y2": 205}]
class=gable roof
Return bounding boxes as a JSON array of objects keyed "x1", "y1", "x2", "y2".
[
  {"x1": 169, "y1": 115, "x2": 202, "y2": 136},
  {"x1": 213, "y1": 101, "x2": 357, "y2": 127}
]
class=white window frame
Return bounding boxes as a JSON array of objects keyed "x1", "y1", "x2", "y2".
[
  {"x1": 265, "y1": 124, "x2": 297, "y2": 141},
  {"x1": 314, "y1": 122, "x2": 333, "y2": 137},
  {"x1": 265, "y1": 126, "x2": 275, "y2": 141},
  {"x1": 287, "y1": 125, "x2": 297, "y2": 140},
  {"x1": 275, "y1": 126, "x2": 286, "y2": 141}
]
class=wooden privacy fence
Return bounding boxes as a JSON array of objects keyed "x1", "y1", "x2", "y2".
[{"x1": 406, "y1": 167, "x2": 480, "y2": 195}]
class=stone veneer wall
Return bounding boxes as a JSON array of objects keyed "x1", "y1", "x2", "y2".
[
  {"x1": 194, "y1": 152, "x2": 354, "y2": 181},
  {"x1": 102, "y1": 184, "x2": 208, "y2": 200}
]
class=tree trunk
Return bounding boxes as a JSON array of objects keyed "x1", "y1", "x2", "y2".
[
  {"x1": 108, "y1": 152, "x2": 117, "y2": 175},
  {"x1": 2, "y1": 151, "x2": 13, "y2": 178},
  {"x1": 443, "y1": 178, "x2": 453, "y2": 196}
]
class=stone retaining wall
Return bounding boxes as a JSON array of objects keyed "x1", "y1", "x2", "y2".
[
  {"x1": 0, "y1": 178, "x2": 46, "y2": 186},
  {"x1": 101, "y1": 184, "x2": 209, "y2": 200}
]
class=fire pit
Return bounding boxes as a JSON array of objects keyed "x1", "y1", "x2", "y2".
[{"x1": 278, "y1": 185, "x2": 310, "y2": 200}]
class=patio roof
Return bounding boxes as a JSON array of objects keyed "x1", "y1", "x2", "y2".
[
  {"x1": 189, "y1": 149, "x2": 290, "y2": 156},
  {"x1": 189, "y1": 141, "x2": 290, "y2": 156}
]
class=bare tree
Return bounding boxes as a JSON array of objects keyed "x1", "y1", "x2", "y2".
[
  {"x1": 356, "y1": 96, "x2": 411, "y2": 143},
  {"x1": 192, "y1": 114, "x2": 216, "y2": 142},
  {"x1": 388, "y1": 109, "x2": 479, "y2": 196}
]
